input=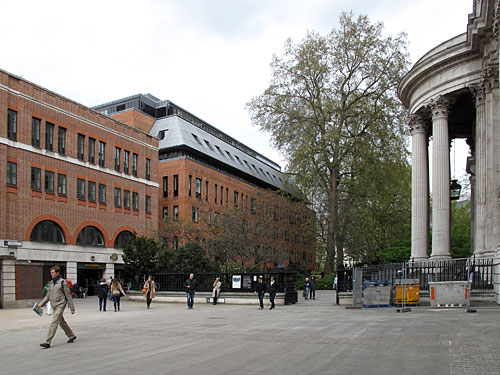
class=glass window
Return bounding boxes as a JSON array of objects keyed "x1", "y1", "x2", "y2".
[
  {"x1": 7, "y1": 109, "x2": 17, "y2": 141},
  {"x1": 124, "y1": 190, "x2": 130, "y2": 209},
  {"x1": 192, "y1": 206, "x2": 199, "y2": 223},
  {"x1": 173, "y1": 174, "x2": 178, "y2": 196},
  {"x1": 77, "y1": 178, "x2": 85, "y2": 199},
  {"x1": 30, "y1": 220, "x2": 65, "y2": 243},
  {"x1": 215, "y1": 184, "x2": 218, "y2": 203},
  {"x1": 163, "y1": 176, "x2": 168, "y2": 198},
  {"x1": 7, "y1": 161, "x2": 17, "y2": 186},
  {"x1": 124, "y1": 150, "x2": 130, "y2": 174},
  {"x1": 88, "y1": 138, "x2": 95, "y2": 164},
  {"x1": 114, "y1": 188, "x2": 121, "y2": 207},
  {"x1": 162, "y1": 207, "x2": 168, "y2": 221},
  {"x1": 114, "y1": 147, "x2": 121, "y2": 172},
  {"x1": 205, "y1": 181, "x2": 208, "y2": 201},
  {"x1": 76, "y1": 226, "x2": 104, "y2": 246},
  {"x1": 173, "y1": 205, "x2": 179, "y2": 221},
  {"x1": 215, "y1": 212, "x2": 220, "y2": 224},
  {"x1": 234, "y1": 191, "x2": 239, "y2": 208},
  {"x1": 132, "y1": 192, "x2": 139, "y2": 210},
  {"x1": 58, "y1": 127, "x2": 66, "y2": 155},
  {"x1": 32, "y1": 118, "x2": 41, "y2": 148},
  {"x1": 173, "y1": 236, "x2": 179, "y2": 250},
  {"x1": 146, "y1": 158, "x2": 151, "y2": 180},
  {"x1": 132, "y1": 153, "x2": 138, "y2": 177},
  {"x1": 188, "y1": 175, "x2": 192, "y2": 197},
  {"x1": 57, "y1": 174, "x2": 66, "y2": 195},
  {"x1": 251, "y1": 198, "x2": 257, "y2": 215},
  {"x1": 146, "y1": 195, "x2": 151, "y2": 213},
  {"x1": 88, "y1": 181, "x2": 96, "y2": 202},
  {"x1": 44, "y1": 171, "x2": 54, "y2": 193},
  {"x1": 114, "y1": 231, "x2": 134, "y2": 249},
  {"x1": 31, "y1": 167, "x2": 41, "y2": 190},
  {"x1": 98, "y1": 141, "x2": 106, "y2": 167},
  {"x1": 99, "y1": 183, "x2": 106, "y2": 203},
  {"x1": 195, "y1": 178, "x2": 201, "y2": 199},
  {"x1": 77, "y1": 134, "x2": 85, "y2": 161},
  {"x1": 45, "y1": 122, "x2": 54, "y2": 151}
]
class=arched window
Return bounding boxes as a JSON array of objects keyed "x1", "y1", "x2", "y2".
[
  {"x1": 30, "y1": 220, "x2": 65, "y2": 244},
  {"x1": 76, "y1": 226, "x2": 105, "y2": 246},
  {"x1": 114, "y1": 230, "x2": 134, "y2": 249}
]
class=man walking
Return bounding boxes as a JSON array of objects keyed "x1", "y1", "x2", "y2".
[
  {"x1": 255, "y1": 276, "x2": 266, "y2": 309},
  {"x1": 185, "y1": 273, "x2": 197, "y2": 309},
  {"x1": 269, "y1": 276, "x2": 278, "y2": 310},
  {"x1": 310, "y1": 276, "x2": 316, "y2": 300},
  {"x1": 37, "y1": 266, "x2": 76, "y2": 348}
]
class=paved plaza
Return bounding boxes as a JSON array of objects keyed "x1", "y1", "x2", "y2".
[{"x1": 0, "y1": 290, "x2": 499, "y2": 374}]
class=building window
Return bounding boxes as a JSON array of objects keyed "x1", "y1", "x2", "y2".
[
  {"x1": 77, "y1": 178, "x2": 85, "y2": 199},
  {"x1": 57, "y1": 174, "x2": 66, "y2": 195},
  {"x1": 208, "y1": 210, "x2": 212, "y2": 224},
  {"x1": 195, "y1": 178, "x2": 201, "y2": 199},
  {"x1": 7, "y1": 161, "x2": 17, "y2": 186},
  {"x1": 76, "y1": 226, "x2": 104, "y2": 246},
  {"x1": 114, "y1": 188, "x2": 121, "y2": 207},
  {"x1": 77, "y1": 134, "x2": 85, "y2": 161},
  {"x1": 30, "y1": 220, "x2": 65, "y2": 244},
  {"x1": 98, "y1": 141, "x2": 106, "y2": 167},
  {"x1": 205, "y1": 181, "x2": 209, "y2": 201},
  {"x1": 114, "y1": 147, "x2": 121, "y2": 172},
  {"x1": 188, "y1": 175, "x2": 192, "y2": 197},
  {"x1": 173, "y1": 236, "x2": 179, "y2": 250},
  {"x1": 146, "y1": 195, "x2": 151, "y2": 213},
  {"x1": 226, "y1": 188, "x2": 228, "y2": 204},
  {"x1": 32, "y1": 118, "x2": 41, "y2": 148},
  {"x1": 163, "y1": 176, "x2": 168, "y2": 197},
  {"x1": 215, "y1": 184, "x2": 218, "y2": 203},
  {"x1": 124, "y1": 150, "x2": 130, "y2": 174},
  {"x1": 123, "y1": 190, "x2": 130, "y2": 209},
  {"x1": 114, "y1": 231, "x2": 134, "y2": 249},
  {"x1": 88, "y1": 181, "x2": 96, "y2": 202},
  {"x1": 173, "y1": 174, "x2": 178, "y2": 196},
  {"x1": 31, "y1": 167, "x2": 41, "y2": 190},
  {"x1": 88, "y1": 138, "x2": 95, "y2": 164},
  {"x1": 192, "y1": 206, "x2": 199, "y2": 223},
  {"x1": 234, "y1": 191, "x2": 239, "y2": 208},
  {"x1": 45, "y1": 171, "x2": 54, "y2": 193},
  {"x1": 99, "y1": 183, "x2": 106, "y2": 203},
  {"x1": 7, "y1": 109, "x2": 17, "y2": 141},
  {"x1": 132, "y1": 153, "x2": 138, "y2": 177},
  {"x1": 251, "y1": 198, "x2": 257, "y2": 215},
  {"x1": 45, "y1": 122, "x2": 54, "y2": 151},
  {"x1": 173, "y1": 205, "x2": 179, "y2": 221},
  {"x1": 57, "y1": 127, "x2": 66, "y2": 155},
  {"x1": 162, "y1": 207, "x2": 168, "y2": 221},
  {"x1": 146, "y1": 158, "x2": 151, "y2": 180},
  {"x1": 214, "y1": 212, "x2": 220, "y2": 224},
  {"x1": 132, "y1": 192, "x2": 139, "y2": 210},
  {"x1": 221, "y1": 186, "x2": 223, "y2": 205}
]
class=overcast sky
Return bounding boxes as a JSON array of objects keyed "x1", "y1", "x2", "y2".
[{"x1": 1, "y1": 0, "x2": 472, "y2": 178}]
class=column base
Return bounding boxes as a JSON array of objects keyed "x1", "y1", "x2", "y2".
[
  {"x1": 429, "y1": 255, "x2": 451, "y2": 260},
  {"x1": 409, "y1": 256, "x2": 429, "y2": 262},
  {"x1": 473, "y1": 248, "x2": 495, "y2": 258}
]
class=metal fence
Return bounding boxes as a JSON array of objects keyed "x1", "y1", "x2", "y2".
[{"x1": 350, "y1": 257, "x2": 499, "y2": 309}]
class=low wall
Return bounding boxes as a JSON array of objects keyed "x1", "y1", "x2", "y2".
[{"x1": 128, "y1": 291, "x2": 285, "y2": 306}]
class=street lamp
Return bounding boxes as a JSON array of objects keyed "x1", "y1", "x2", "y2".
[{"x1": 450, "y1": 179, "x2": 462, "y2": 201}]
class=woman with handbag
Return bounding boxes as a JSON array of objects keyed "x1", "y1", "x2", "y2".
[
  {"x1": 110, "y1": 279, "x2": 126, "y2": 312},
  {"x1": 143, "y1": 276, "x2": 156, "y2": 309}
]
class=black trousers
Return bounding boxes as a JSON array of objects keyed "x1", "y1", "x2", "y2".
[{"x1": 146, "y1": 292, "x2": 152, "y2": 307}]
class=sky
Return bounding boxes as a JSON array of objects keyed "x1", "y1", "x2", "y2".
[{"x1": 1, "y1": 0, "x2": 473, "y2": 180}]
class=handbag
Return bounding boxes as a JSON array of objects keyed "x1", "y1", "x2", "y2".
[{"x1": 142, "y1": 288, "x2": 147, "y2": 293}]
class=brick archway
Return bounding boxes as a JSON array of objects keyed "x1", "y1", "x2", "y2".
[{"x1": 24, "y1": 215, "x2": 71, "y2": 244}]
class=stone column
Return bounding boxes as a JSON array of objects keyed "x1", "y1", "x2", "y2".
[
  {"x1": 430, "y1": 96, "x2": 451, "y2": 259},
  {"x1": 409, "y1": 114, "x2": 429, "y2": 260},
  {"x1": 1, "y1": 259, "x2": 16, "y2": 308},
  {"x1": 66, "y1": 261, "x2": 78, "y2": 284},
  {"x1": 470, "y1": 84, "x2": 487, "y2": 255}
]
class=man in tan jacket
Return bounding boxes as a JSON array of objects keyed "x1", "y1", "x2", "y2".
[{"x1": 37, "y1": 266, "x2": 76, "y2": 348}]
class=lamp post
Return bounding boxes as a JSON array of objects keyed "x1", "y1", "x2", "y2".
[{"x1": 450, "y1": 179, "x2": 462, "y2": 201}]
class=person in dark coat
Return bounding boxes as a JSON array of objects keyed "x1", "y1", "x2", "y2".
[
  {"x1": 309, "y1": 276, "x2": 316, "y2": 300},
  {"x1": 269, "y1": 276, "x2": 278, "y2": 310},
  {"x1": 184, "y1": 273, "x2": 196, "y2": 309},
  {"x1": 97, "y1": 278, "x2": 108, "y2": 312},
  {"x1": 254, "y1": 276, "x2": 266, "y2": 309}
]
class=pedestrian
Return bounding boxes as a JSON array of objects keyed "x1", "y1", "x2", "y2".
[
  {"x1": 254, "y1": 276, "x2": 266, "y2": 309},
  {"x1": 143, "y1": 275, "x2": 156, "y2": 309},
  {"x1": 212, "y1": 277, "x2": 221, "y2": 305},
  {"x1": 304, "y1": 277, "x2": 311, "y2": 300},
  {"x1": 333, "y1": 275, "x2": 338, "y2": 290},
  {"x1": 269, "y1": 276, "x2": 278, "y2": 310},
  {"x1": 36, "y1": 266, "x2": 76, "y2": 348},
  {"x1": 42, "y1": 281, "x2": 52, "y2": 315},
  {"x1": 110, "y1": 278, "x2": 126, "y2": 312},
  {"x1": 310, "y1": 276, "x2": 316, "y2": 300},
  {"x1": 97, "y1": 278, "x2": 108, "y2": 312},
  {"x1": 106, "y1": 275, "x2": 113, "y2": 286},
  {"x1": 184, "y1": 273, "x2": 196, "y2": 309}
]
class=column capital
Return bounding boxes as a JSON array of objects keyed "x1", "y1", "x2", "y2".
[
  {"x1": 429, "y1": 96, "x2": 451, "y2": 120},
  {"x1": 408, "y1": 113, "x2": 427, "y2": 135},
  {"x1": 481, "y1": 65, "x2": 499, "y2": 92},
  {"x1": 469, "y1": 83, "x2": 486, "y2": 106}
]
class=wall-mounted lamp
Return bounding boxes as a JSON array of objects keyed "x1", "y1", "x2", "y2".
[
  {"x1": 90, "y1": 256, "x2": 96, "y2": 261},
  {"x1": 450, "y1": 179, "x2": 462, "y2": 201}
]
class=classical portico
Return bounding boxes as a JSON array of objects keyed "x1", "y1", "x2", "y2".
[{"x1": 399, "y1": 0, "x2": 500, "y2": 260}]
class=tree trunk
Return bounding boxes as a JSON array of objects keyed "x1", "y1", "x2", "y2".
[{"x1": 324, "y1": 168, "x2": 338, "y2": 274}]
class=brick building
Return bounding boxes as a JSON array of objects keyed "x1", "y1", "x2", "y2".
[
  {"x1": 94, "y1": 94, "x2": 316, "y2": 272},
  {"x1": 0, "y1": 70, "x2": 159, "y2": 307}
]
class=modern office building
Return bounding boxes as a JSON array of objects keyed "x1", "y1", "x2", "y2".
[{"x1": 0, "y1": 69, "x2": 159, "y2": 307}]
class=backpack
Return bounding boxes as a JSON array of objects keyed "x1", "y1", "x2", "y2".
[{"x1": 65, "y1": 279, "x2": 74, "y2": 297}]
